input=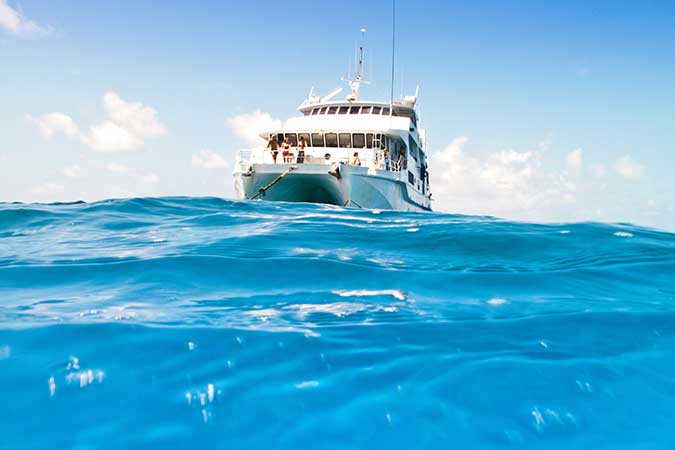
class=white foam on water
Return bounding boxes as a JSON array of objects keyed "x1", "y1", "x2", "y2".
[
  {"x1": 245, "y1": 308, "x2": 281, "y2": 322},
  {"x1": 334, "y1": 289, "x2": 406, "y2": 301},
  {"x1": 487, "y1": 297, "x2": 508, "y2": 306},
  {"x1": 290, "y1": 247, "x2": 329, "y2": 257},
  {"x1": 531, "y1": 408, "x2": 545, "y2": 431},
  {"x1": 575, "y1": 380, "x2": 592, "y2": 393},
  {"x1": 295, "y1": 380, "x2": 319, "y2": 389},
  {"x1": 65, "y1": 369, "x2": 104, "y2": 388},
  {"x1": 187, "y1": 341, "x2": 196, "y2": 351},
  {"x1": 67, "y1": 356, "x2": 80, "y2": 370},
  {"x1": 559, "y1": 230, "x2": 571, "y2": 234},
  {"x1": 406, "y1": 228, "x2": 419, "y2": 233},
  {"x1": 614, "y1": 231, "x2": 634, "y2": 238},
  {"x1": 288, "y1": 302, "x2": 368, "y2": 318},
  {"x1": 48, "y1": 376, "x2": 56, "y2": 397}
]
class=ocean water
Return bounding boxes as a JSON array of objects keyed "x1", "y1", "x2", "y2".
[{"x1": 1, "y1": 197, "x2": 674, "y2": 450}]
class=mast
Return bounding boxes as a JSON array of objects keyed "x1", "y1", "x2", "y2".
[
  {"x1": 344, "y1": 28, "x2": 368, "y2": 101},
  {"x1": 389, "y1": 0, "x2": 396, "y2": 114}
]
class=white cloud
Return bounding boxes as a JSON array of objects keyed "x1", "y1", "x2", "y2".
[
  {"x1": 106, "y1": 162, "x2": 129, "y2": 173},
  {"x1": 191, "y1": 149, "x2": 229, "y2": 169},
  {"x1": 86, "y1": 120, "x2": 143, "y2": 152},
  {"x1": 430, "y1": 137, "x2": 577, "y2": 220},
  {"x1": 226, "y1": 110, "x2": 281, "y2": 146},
  {"x1": 29, "y1": 113, "x2": 80, "y2": 139},
  {"x1": 614, "y1": 155, "x2": 645, "y2": 180},
  {"x1": 0, "y1": 0, "x2": 49, "y2": 35},
  {"x1": 101, "y1": 92, "x2": 165, "y2": 140},
  {"x1": 61, "y1": 165, "x2": 81, "y2": 178},
  {"x1": 141, "y1": 173, "x2": 159, "y2": 184},
  {"x1": 30, "y1": 91, "x2": 166, "y2": 153},
  {"x1": 566, "y1": 148, "x2": 583, "y2": 174}
]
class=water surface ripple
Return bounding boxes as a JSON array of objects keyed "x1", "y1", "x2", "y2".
[{"x1": 1, "y1": 197, "x2": 674, "y2": 449}]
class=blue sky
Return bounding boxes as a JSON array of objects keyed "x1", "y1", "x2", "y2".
[{"x1": 1, "y1": 0, "x2": 674, "y2": 229}]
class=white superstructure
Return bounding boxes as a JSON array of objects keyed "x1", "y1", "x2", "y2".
[{"x1": 233, "y1": 39, "x2": 432, "y2": 212}]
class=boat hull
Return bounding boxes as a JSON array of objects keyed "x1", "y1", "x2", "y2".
[{"x1": 234, "y1": 163, "x2": 430, "y2": 212}]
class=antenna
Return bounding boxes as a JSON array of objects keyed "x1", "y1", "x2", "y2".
[
  {"x1": 358, "y1": 27, "x2": 366, "y2": 81},
  {"x1": 389, "y1": 0, "x2": 396, "y2": 112},
  {"x1": 343, "y1": 28, "x2": 369, "y2": 101}
]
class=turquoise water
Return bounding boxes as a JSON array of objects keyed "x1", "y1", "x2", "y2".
[{"x1": 1, "y1": 197, "x2": 674, "y2": 449}]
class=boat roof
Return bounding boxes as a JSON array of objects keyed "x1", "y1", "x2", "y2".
[{"x1": 298, "y1": 99, "x2": 416, "y2": 114}]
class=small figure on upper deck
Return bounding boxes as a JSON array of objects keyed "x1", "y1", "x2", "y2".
[
  {"x1": 281, "y1": 137, "x2": 292, "y2": 163},
  {"x1": 267, "y1": 134, "x2": 279, "y2": 163},
  {"x1": 297, "y1": 136, "x2": 307, "y2": 164},
  {"x1": 350, "y1": 152, "x2": 361, "y2": 166}
]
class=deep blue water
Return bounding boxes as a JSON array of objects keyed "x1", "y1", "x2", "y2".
[{"x1": 1, "y1": 197, "x2": 674, "y2": 449}]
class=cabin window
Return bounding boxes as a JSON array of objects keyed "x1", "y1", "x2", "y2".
[
  {"x1": 338, "y1": 133, "x2": 352, "y2": 148},
  {"x1": 285, "y1": 133, "x2": 298, "y2": 146},
  {"x1": 382, "y1": 107, "x2": 391, "y2": 116},
  {"x1": 366, "y1": 133, "x2": 374, "y2": 148},
  {"x1": 352, "y1": 133, "x2": 365, "y2": 148},
  {"x1": 360, "y1": 106, "x2": 372, "y2": 114},
  {"x1": 311, "y1": 133, "x2": 325, "y2": 147},
  {"x1": 372, "y1": 106, "x2": 382, "y2": 114},
  {"x1": 298, "y1": 133, "x2": 310, "y2": 146},
  {"x1": 394, "y1": 107, "x2": 417, "y2": 126},
  {"x1": 276, "y1": 133, "x2": 284, "y2": 144},
  {"x1": 327, "y1": 106, "x2": 338, "y2": 114},
  {"x1": 349, "y1": 106, "x2": 360, "y2": 114},
  {"x1": 325, "y1": 133, "x2": 338, "y2": 147},
  {"x1": 319, "y1": 107, "x2": 328, "y2": 114},
  {"x1": 338, "y1": 106, "x2": 349, "y2": 115},
  {"x1": 408, "y1": 171, "x2": 415, "y2": 185},
  {"x1": 311, "y1": 108, "x2": 319, "y2": 116}
]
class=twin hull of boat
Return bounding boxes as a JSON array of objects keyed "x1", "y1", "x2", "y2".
[{"x1": 235, "y1": 163, "x2": 430, "y2": 212}]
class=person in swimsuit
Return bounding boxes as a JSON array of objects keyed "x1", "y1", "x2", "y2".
[
  {"x1": 297, "y1": 136, "x2": 307, "y2": 163},
  {"x1": 267, "y1": 135, "x2": 279, "y2": 163},
  {"x1": 281, "y1": 137, "x2": 292, "y2": 163}
]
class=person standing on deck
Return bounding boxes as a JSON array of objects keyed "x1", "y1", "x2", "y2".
[
  {"x1": 267, "y1": 135, "x2": 279, "y2": 164},
  {"x1": 297, "y1": 136, "x2": 307, "y2": 163}
]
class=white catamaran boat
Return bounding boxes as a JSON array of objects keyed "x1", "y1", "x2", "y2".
[{"x1": 233, "y1": 35, "x2": 432, "y2": 212}]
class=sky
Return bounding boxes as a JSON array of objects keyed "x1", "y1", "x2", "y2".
[{"x1": 1, "y1": 0, "x2": 674, "y2": 230}]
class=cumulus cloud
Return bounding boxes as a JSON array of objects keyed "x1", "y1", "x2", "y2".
[
  {"x1": 191, "y1": 149, "x2": 229, "y2": 169},
  {"x1": 0, "y1": 0, "x2": 49, "y2": 35},
  {"x1": 614, "y1": 155, "x2": 645, "y2": 180},
  {"x1": 226, "y1": 110, "x2": 281, "y2": 146},
  {"x1": 29, "y1": 113, "x2": 80, "y2": 139},
  {"x1": 430, "y1": 137, "x2": 576, "y2": 220},
  {"x1": 30, "y1": 91, "x2": 166, "y2": 152}
]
